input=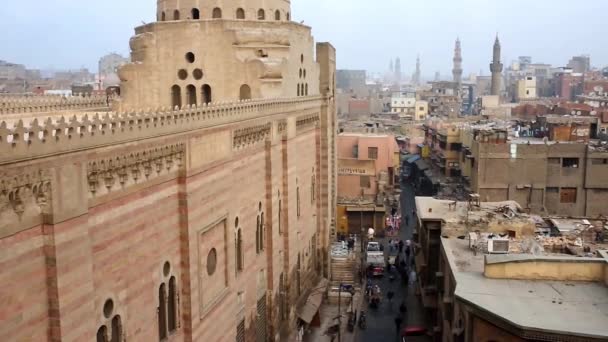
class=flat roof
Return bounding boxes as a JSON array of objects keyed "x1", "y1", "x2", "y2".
[{"x1": 442, "y1": 238, "x2": 608, "y2": 339}]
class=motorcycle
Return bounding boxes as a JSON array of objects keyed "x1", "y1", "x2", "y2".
[{"x1": 358, "y1": 311, "x2": 367, "y2": 330}]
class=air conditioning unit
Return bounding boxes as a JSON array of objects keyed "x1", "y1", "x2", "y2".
[{"x1": 487, "y1": 239, "x2": 509, "y2": 254}]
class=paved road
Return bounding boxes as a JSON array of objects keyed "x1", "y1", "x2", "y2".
[{"x1": 356, "y1": 181, "x2": 429, "y2": 342}]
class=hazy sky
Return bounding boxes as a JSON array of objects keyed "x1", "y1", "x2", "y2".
[{"x1": 1, "y1": 0, "x2": 606, "y2": 78}]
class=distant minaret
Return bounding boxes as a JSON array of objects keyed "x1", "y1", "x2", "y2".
[
  {"x1": 413, "y1": 55, "x2": 421, "y2": 85},
  {"x1": 490, "y1": 35, "x2": 503, "y2": 96},
  {"x1": 395, "y1": 57, "x2": 402, "y2": 84},
  {"x1": 452, "y1": 38, "x2": 463, "y2": 85}
]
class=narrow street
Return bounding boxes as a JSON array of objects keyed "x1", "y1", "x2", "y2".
[{"x1": 355, "y1": 182, "x2": 429, "y2": 342}]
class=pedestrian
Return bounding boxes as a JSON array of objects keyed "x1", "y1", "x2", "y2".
[
  {"x1": 405, "y1": 215, "x2": 409, "y2": 226},
  {"x1": 394, "y1": 315, "x2": 403, "y2": 336},
  {"x1": 399, "y1": 301, "x2": 407, "y2": 314},
  {"x1": 387, "y1": 290, "x2": 395, "y2": 303},
  {"x1": 398, "y1": 239, "x2": 404, "y2": 253}
]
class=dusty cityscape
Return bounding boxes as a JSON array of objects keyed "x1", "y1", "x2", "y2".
[{"x1": 1, "y1": 1, "x2": 607, "y2": 342}]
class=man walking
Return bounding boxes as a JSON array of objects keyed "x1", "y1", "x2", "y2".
[{"x1": 394, "y1": 315, "x2": 403, "y2": 338}]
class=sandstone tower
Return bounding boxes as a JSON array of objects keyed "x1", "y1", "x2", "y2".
[
  {"x1": 118, "y1": 0, "x2": 322, "y2": 110},
  {"x1": 452, "y1": 38, "x2": 463, "y2": 85},
  {"x1": 490, "y1": 35, "x2": 503, "y2": 96}
]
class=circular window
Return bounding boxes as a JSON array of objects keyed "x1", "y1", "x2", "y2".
[
  {"x1": 193, "y1": 68, "x2": 203, "y2": 80},
  {"x1": 207, "y1": 248, "x2": 218, "y2": 276},
  {"x1": 103, "y1": 299, "x2": 114, "y2": 319},
  {"x1": 163, "y1": 261, "x2": 171, "y2": 277},
  {"x1": 185, "y1": 52, "x2": 195, "y2": 63},
  {"x1": 178, "y1": 69, "x2": 188, "y2": 80}
]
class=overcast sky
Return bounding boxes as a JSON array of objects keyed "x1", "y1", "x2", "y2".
[{"x1": 1, "y1": 0, "x2": 606, "y2": 79}]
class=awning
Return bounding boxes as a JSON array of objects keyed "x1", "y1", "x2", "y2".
[{"x1": 296, "y1": 278, "x2": 329, "y2": 324}]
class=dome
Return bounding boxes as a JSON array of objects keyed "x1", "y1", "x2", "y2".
[{"x1": 156, "y1": 0, "x2": 291, "y2": 22}]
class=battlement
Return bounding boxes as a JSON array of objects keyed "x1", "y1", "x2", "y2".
[
  {"x1": 0, "y1": 94, "x2": 109, "y2": 115},
  {"x1": 0, "y1": 96, "x2": 322, "y2": 164}
]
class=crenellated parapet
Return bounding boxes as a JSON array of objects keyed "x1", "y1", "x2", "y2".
[
  {"x1": 0, "y1": 96, "x2": 322, "y2": 164},
  {"x1": 0, "y1": 94, "x2": 109, "y2": 115}
]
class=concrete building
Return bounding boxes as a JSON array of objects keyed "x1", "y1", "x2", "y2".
[
  {"x1": 516, "y1": 76, "x2": 537, "y2": 100},
  {"x1": 336, "y1": 69, "x2": 367, "y2": 98},
  {"x1": 0, "y1": 1, "x2": 337, "y2": 342},
  {"x1": 415, "y1": 100, "x2": 429, "y2": 121},
  {"x1": 414, "y1": 197, "x2": 608, "y2": 342},
  {"x1": 568, "y1": 55, "x2": 591, "y2": 74},
  {"x1": 0, "y1": 60, "x2": 26, "y2": 80},
  {"x1": 337, "y1": 132, "x2": 399, "y2": 201},
  {"x1": 391, "y1": 92, "x2": 416, "y2": 119},
  {"x1": 463, "y1": 128, "x2": 608, "y2": 216}
]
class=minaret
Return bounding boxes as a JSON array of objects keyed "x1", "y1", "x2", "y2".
[
  {"x1": 413, "y1": 55, "x2": 421, "y2": 86},
  {"x1": 394, "y1": 57, "x2": 402, "y2": 84},
  {"x1": 452, "y1": 38, "x2": 463, "y2": 85},
  {"x1": 490, "y1": 35, "x2": 503, "y2": 96}
]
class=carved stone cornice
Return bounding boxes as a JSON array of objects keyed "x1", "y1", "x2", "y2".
[
  {"x1": 296, "y1": 113, "x2": 320, "y2": 133},
  {"x1": 87, "y1": 143, "x2": 185, "y2": 197},
  {"x1": 233, "y1": 123, "x2": 271, "y2": 150},
  {"x1": 0, "y1": 169, "x2": 52, "y2": 217}
]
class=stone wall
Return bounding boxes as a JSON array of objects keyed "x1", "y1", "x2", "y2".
[
  {"x1": 0, "y1": 96, "x2": 334, "y2": 342},
  {"x1": 0, "y1": 94, "x2": 108, "y2": 115}
]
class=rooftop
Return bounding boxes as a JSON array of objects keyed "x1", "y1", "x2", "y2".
[{"x1": 442, "y1": 238, "x2": 608, "y2": 339}]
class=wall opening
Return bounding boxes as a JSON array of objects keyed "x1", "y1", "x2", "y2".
[
  {"x1": 297, "y1": 84, "x2": 301, "y2": 97},
  {"x1": 161, "y1": 11, "x2": 166, "y2": 21},
  {"x1": 236, "y1": 8, "x2": 245, "y2": 19},
  {"x1": 158, "y1": 284, "x2": 167, "y2": 340},
  {"x1": 186, "y1": 84, "x2": 197, "y2": 106},
  {"x1": 201, "y1": 84, "x2": 212, "y2": 104},
  {"x1": 239, "y1": 84, "x2": 252, "y2": 100},
  {"x1": 286, "y1": 12, "x2": 290, "y2": 21},
  {"x1": 257, "y1": 9, "x2": 265, "y2": 20},
  {"x1": 212, "y1": 7, "x2": 222, "y2": 19},
  {"x1": 191, "y1": 8, "x2": 200, "y2": 19},
  {"x1": 185, "y1": 52, "x2": 195, "y2": 63},
  {"x1": 173, "y1": 10, "x2": 180, "y2": 20},
  {"x1": 275, "y1": 10, "x2": 281, "y2": 20},
  {"x1": 236, "y1": 229, "x2": 243, "y2": 271},
  {"x1": 305, "y1": 84, "x2": 309, "y2": 96},
  {"x1": 168, "y1": 277, "x2": 177, "y2": 333},
  {"x1": 111, "y1": 316, "x2": 121, "y2": 342},
  {"x1": 97, "y1": 326, "x2": 107, "y2": 342},
  {"x1": 171, "y1": 85, "x2": 182, "y2": 109}
]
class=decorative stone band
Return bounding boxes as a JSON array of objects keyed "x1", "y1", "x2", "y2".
[
  {"x1": 87, "y1": 143, "x2": 185, "y2": 197},
  {"x1": 233, "y1": 123, "x2": 272, "y2": 150},
  {"x1": 296, "y1": 113, "x2": 320, "y2": 132},
  {"x1": 0, "y1": 96, "x2": 323, "y2": 164},
  {"x1": 0, "y1": 169, "x2": 52, "y2": 217},
  {"x1": 0, "y1": 95, "x2": 109, "y2": 115}
]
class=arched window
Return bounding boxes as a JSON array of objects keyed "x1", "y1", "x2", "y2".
[
  {"x1": 173, "y1": 10, "x2": 180, "y2": 20},
  {"x1": 161, "y1": 12, "x2": 166, "y2": 21},
  {"x1": 236, "y1": 229, "x2": 244, "y2": 271},
  {"x1": 311, "y1": 172, "x2": 316, "y2": 203},
  {"x1": 275, "y1": 10, "x2": 281, "y2": 21},
  {"x1": 257, "y1": 9, "x2": 265, "y2": 20},
  {"x1": 278, "y1": 193, "x2": 282, "y2": 235},
  {"x1": 186, "y1": 84, "x2": 197, "y2": 106},
  {"x1": 212, "y1": 7, "x2": 222, "y2": 19},
  {"x1": 168, "y1": 277, "x2": 177, "y2": 333},
  {"x1": 97, "y1": 326, "x2": 108, "y2": 342},
  {"x1": 286, "y1": 12, "x2": 290, "y2": 21},
  {"x1": 111, "y1": 316, "x2": 122, "y2": 342},
  {"x1": 159, "y1": 284, "x2": 167, "y2": 340},
  {"x1": 239, "y1": 84, "x2": 251, "y2": 100},
  {"x1": 191, "y1": 8, "x2": 200, "y2": 20},
  {"x1": 201, "y1": 84, "x2": 212, "y2": 104},
  {"x1": 236, "y1": 8, "x2": 245, "y2": 19},
  {"x1": 305, "y1": 84, "x2": 309, "y2": 96},
  {"x1": 171, "y1": 85, "x2": 182, "y2": 109},
  {"x1": 297, "y1": 84, "x2": 301, "y2": 97}
]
